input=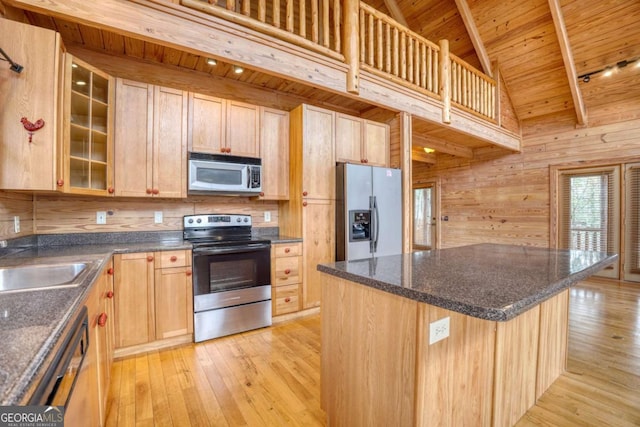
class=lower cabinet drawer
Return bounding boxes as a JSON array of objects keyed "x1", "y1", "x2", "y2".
[
  {"x1": 274, "y1": 256, "x2": 301, "y2": 285},
  {"x1": 274, "y1": 284, "x2": 299, "y2": 315}
]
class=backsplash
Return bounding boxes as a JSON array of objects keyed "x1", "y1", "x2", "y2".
[
  {"x1": 33, "y1": 194, "x2": 279, "y2": 234},
  {"x1": 0, "y1": 191, "x2": 34, "y2": 240}
]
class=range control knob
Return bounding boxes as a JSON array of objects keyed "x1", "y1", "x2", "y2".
[
  {"x1": 188, "y1": 219, "x2": 194, "y2": 224},
  {"x1": 236, "y1": 218, "x2": 242, "y2": 222},
  {"x1": 244, "y1": 218, "x2": 249, "y2": 222},
  {"x1": 196, "y1": 218, "x2": 202, "y2": 223}
]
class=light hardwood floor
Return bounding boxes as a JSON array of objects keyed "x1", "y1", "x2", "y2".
[{"x1": 106, "y1": 280, "x2": 640, "y2": 426}]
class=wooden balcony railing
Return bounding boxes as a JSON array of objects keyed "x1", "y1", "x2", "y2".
[{"x1": 180, "y1": 0, "x2": 498, "y2": 124}]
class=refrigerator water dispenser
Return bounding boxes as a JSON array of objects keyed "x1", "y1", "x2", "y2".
[{"x1": 349, "y1": 210, "x2": 371, "y2": 242}]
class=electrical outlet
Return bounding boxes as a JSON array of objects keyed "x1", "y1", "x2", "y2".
[
  {"x1": 13, "y1": 216, "x2": 20, "y2": 233},
  {"x1": 264, "y1": 211, "x2": 271, "y2": 222},
  {"x1": 154, "y1": 211, "x2": 163, "y2": 224},
  {"x1": 429, "y1": 317, "x2": 450, "y2": 345},
  {"x1": 96, "y1": 211, "x2": 107, "y2": 225}
]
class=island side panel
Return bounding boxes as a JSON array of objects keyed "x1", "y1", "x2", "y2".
[
  {"x1": 415, "y1": 304, "x2": 496, "y2": 427},
  {"x1": 493, "y1": 305, "x2": 541, "y2": 427},
  {"x1": 320, "y1": 274, "x2": 418, "y2": 427},
  {"x1": 536, "y1": 289, "x2": 569, "y2": 399}
]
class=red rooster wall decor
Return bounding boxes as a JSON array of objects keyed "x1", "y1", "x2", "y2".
[{"x1": 20, "y1": 117, "x2": 45, "y2": 143}]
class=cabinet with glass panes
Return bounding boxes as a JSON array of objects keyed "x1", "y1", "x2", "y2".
[{"x1": 58, "y1": 54, "x2": 114, "y2": 195}]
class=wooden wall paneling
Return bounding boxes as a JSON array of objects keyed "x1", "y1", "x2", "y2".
[
  {"x1": 536, "y1": 290, "x2": 569, "y2": 399},
  {"x1": 321, "y1": 275, "x2": 417, "y2": 427},
  {"x1": 493, "y1": 305, "x2": 540, "y2": 427},
  {"x1": 0, "y1": 191, "x2": 34, "y2": 239},
  {"x1": 415, "y1": 304, "x2": 495, "y2": 427},
  {"x1": 33, "y1": 195, "x2": 279, "y2": 234},
  {"x1": 399, "y1": 111, "x2": 412, "y2": 254}
]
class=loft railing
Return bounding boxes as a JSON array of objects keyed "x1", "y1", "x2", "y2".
[{"x1": 180, "y1": 0, "x2": 498, "y2": 123}]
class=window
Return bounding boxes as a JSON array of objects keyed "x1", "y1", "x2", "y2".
[
  {"x1": 414, "y1": 183, "x2": 437, "y2": 249},
  {"x1": 624, "y1": 164, "x2": 640, "y2": 282},
  {"x1": 557, "y1": 166, "x2": 620, "y2": 278}
]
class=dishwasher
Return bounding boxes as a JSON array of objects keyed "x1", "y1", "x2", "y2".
[{"x1": 28, "y1": 306, "x2": 89, "y2": 408}]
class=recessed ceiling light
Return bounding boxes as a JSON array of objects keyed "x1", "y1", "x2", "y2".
[
  {"x1": 233, "y1": 65, "x2": 244, "y2": 74},
  {"x1": 206, "y1": 58, "x2": 217, "y2": 66},
  {"x1": 423, "y1": 147, "x2": 435, "y2": 154},
  {"x1": 71, "y1": 63, "x2": 78, "y2": 68},
  {"x1": 603, "y1": 67, "x2": 614, "y2": 77},
  {"x1": 75, "y1": 80, "x2": 87, "y2": 86}
]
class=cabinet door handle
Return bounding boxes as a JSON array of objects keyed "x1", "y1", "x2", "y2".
[
  {"x1": 146, "y1": 188, "x2": 152, "y2": 195},
  {"x1": 284, "y1": 269, "x2": 291, "y2": 275},
  {"x1": 98, "y1": 312, "x2": 108, "y2": 327},
  {"x1": 152, "y1": 188, "x2": 159, "y2": 195},
  {"x1": 284, "y1": 297, "x2": 291, "y2": 303},
  {"x1": 147, "y1": 255, "x2": 154, "y2": 262},
  {"x1": 108, "y1": 187, "x2": 114, "y2": 194},
  {"x1": 302, "y1": 191, "x2": 308, "y2": 196},
  {"x1": 106, "y1": 291, "x2": 114, "y2": 299},
  {"x1": 170, "y1": 256, "x2": 178, "y2": 262},
  {"x1": 284, "y1": 248, "x2": 291, "y2": 253},
  {"x1": 302, "y1": 201, "x2": 307, "y2": 207},
  {"x1": 186, "y1": 270, "x2": 192, "y2": 277},
  {"x1": 56, "y1": 179, "x2": 64, "y2": 187},
  {"x1": 107, "y1": 268, "x2": 113, "y2": 275},
  {"x1": 259, "y1": 192, "x2": 265, "y2": 197}
]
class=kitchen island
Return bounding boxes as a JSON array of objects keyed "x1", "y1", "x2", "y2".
[{"x1": 317, "y1": 243, "x2": 617, "y2": 427}]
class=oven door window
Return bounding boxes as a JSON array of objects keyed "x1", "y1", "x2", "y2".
[{"x1": 193, "y1": 249, "x2": 270, "y2": 295}]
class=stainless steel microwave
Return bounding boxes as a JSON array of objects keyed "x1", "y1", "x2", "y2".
[{"x1": 188, "y1": 152, "x2": 262, "y2": 195}]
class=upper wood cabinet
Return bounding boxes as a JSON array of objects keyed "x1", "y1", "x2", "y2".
[
  {"x1": 58, "y1": 55, "x2": 114, "y2": 195},
  {"x1": 114, "y1": 79, "x2": 187, "y2": 198},
  {"x1": 0, "y1": 20, "x2": 62, "y2": 191},
  {"x1": 188, "y1": 93, "x2": 260, "y2": 158},
  {"x1": 259, "y1": 107, "x2": 289, "y2": 200},
  {"x1": 291, "y1": 104, "x2": 335, "y2": 200},
  {"x1": 335, "y1": 113, "x2": 389, "y2": 167}
]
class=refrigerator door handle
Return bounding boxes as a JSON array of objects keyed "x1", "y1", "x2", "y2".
[
  {"x1": 373, "y1": 196, "x2": 380, "y2": 253},
  {"x1": 370, "y1": 196, "x2": 376, "y2": 253}
]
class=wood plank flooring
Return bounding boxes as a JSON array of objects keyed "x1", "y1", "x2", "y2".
[{"x1": 106, "y1": 280, "x2": 640, "y2": 426}]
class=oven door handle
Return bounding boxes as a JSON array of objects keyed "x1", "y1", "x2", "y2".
[{"x1": 193, "y1": 243, "x2": 271, "y2": 255}]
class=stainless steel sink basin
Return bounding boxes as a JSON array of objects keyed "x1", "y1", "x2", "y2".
[{"x1": 0, "y1": 263, "x2": 88, "y2": 293}]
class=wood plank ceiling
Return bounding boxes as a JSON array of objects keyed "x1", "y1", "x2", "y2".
[{"x1": 364, "y1": 0, "x2": 640, "y2": 126}]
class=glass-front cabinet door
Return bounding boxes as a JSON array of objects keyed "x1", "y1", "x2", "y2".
[{"x1": 59, "y1": 54, "x2": 113, "y2": 195}]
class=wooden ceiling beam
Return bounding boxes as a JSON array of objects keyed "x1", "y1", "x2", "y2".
[
  {"x1": 412, "y1": 134, "x2": 474, "y2": 159},
  {"x1": 412, "y1": 148, "x2": 437, "y2": 164},
  {"x1": 453, "y1": 0, "x2": 492, "y2": 77},
  {"x1": 383, "y1": 0, "x2": 409, "y2": 28},
  {"x1": 548, "y1": 0, "x2": 588, "y2": 126}
]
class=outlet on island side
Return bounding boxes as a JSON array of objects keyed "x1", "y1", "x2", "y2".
[{"x1": 429, "y1": 316, "x2": 450, "y2": 345}]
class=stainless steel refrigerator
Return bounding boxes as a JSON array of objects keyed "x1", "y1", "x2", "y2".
[{"x1": 336, "y1": 162, "x2": 402, "y2": 261}]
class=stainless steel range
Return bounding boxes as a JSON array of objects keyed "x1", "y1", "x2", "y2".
[{"x1": 184, "y1": 214, "x2": 271, "y2": 342}]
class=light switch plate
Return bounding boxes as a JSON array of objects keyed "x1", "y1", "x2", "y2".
[
  {"x1": 154, "y1": 211, "x2": 163, "y2": 224},
  {"x1": 429, "y1": 317, "x2": 450, "y2": 345},
  {"x1": 96, "y1": 211, "x2": 107, "y2": 225},
  {"x1": 264, "y1": 211, "x2": 271, "y2": 222}
]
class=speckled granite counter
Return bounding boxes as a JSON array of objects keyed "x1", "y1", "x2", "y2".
[{"x1": 318, "y1": 243, "x2": 618, "y2": 321}]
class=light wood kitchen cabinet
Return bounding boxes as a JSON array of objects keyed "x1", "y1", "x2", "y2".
[
  {"x1": 154, "y1": 251, "x2": 193, "y2": 340},
  {"x1": 188, "y1": 93, "x2": 259, "y2": 158},
  {"x1": 259, "y1": 107, "x2": 289, "y2": 200},
  {"x1": 114, "y1": 250, "x2": 193, "y2": 355},
  {"x1": 335, "y1": 113, "x2": 389, "y2": 167},
  {"x1": 114, "y1": 79, "x2": 187, "y2": 198},
  {"x1": 280, "y1": 104, "x2": 336, "y2": 310},
  {"x1": 271, "y1": 242, "x2": 302, "y2": 316},
  {"x1": 113, "y1": 252, "x2": 155, "y2": 348},
  {"x1": 67, "y1": 262, "x2": 114, "y2": 427},
  {"x1": 0, "y1": 19, "x2": 63, "y2": 191},
  {"x1": 58, "y1": 55, "x2": 114, "y2": 195},
  {"x1": 302, "y1": 199, "x2": 335, "y2": 308}
]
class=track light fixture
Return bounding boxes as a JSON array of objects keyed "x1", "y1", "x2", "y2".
[{"x1": 578, "y1": 57, "x2": 639, "y2": 83}]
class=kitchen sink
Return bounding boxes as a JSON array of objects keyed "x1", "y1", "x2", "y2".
[{"x1": 0, "y1": 263, "x2": 89, "y2": 293}]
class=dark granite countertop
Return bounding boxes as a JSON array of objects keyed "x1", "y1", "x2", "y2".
[{"x1": 318, "y1": 243, "x2": 618, "y2": 321}]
